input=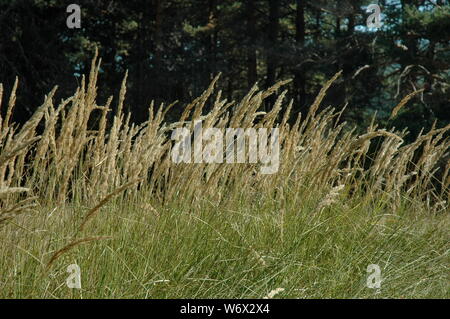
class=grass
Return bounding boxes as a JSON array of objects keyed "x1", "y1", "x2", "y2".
[
  {"x1": 0, "y1": 52, "x2": 448, "y2": 298},
  {"x1": 1, "y1": 190, "x2": 448, "y2": 298}
]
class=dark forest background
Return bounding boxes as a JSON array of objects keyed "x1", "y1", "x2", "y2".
[{"x1": 0, "y1": 0, "x2": 449, "y2": 139}]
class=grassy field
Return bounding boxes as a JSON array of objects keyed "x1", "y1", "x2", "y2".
[{"x1": 1, "y1": 54, "x2": 449, "y2": 298}]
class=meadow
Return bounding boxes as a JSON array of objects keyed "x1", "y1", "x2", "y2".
[{"x1": 0, "y1": 53, "x2": 448, "y2": 298}]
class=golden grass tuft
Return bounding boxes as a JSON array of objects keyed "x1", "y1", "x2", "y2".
[{"x1": 0, "y1": 55, "x2": 448, "y2": 232}]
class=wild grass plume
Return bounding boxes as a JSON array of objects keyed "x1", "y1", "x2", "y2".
[{"x1": 0, "y1": 54, "x2": 448, "y2": 298}]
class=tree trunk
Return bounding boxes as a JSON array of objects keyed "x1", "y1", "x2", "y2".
[
  {"x1": 265, "y1": 0, "x2": 280, "y2": 110},
  {"x1": 153, "y1": 0, "x2": 163, "y2": 71},
  {"x1": 294, "y1": 0, "x2": 306, "y2": 114},
  {"x1": 207, "y1": 0, "x2": 217, "y2": 81},
  {"x1": 246, "y1": 0, "x2": 257, "y2": 89}
]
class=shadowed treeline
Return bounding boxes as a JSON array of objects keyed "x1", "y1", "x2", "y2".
[{"x1": 0, "y1": 0, "x2": 449, "y2": 137}]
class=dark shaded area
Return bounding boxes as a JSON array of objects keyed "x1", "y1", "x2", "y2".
[{"x1": 0, "y1": 0, "x2": 449, "y2": 137}]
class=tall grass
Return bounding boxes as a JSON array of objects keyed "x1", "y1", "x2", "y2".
[{"x1": 0, "y1": 53, "x2": 448, "y2": 298}]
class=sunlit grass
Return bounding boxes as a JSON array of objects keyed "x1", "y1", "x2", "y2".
[{"x1": 0, "y1": 53, "x2": 448, "y2": 298}]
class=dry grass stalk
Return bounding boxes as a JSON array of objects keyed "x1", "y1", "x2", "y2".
[
  {"x1": 390, "y1": 89, "x2": 424, "y2": 119},
  {"x1": 0, "y1": 55, "x2": 447, "y2": 226},
  {"x1": 78, "y1": 178, "x2": 143, "y2": 231},
  {"x1": 45, "y1": 236, "x2": 112, "y2": 270}
]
